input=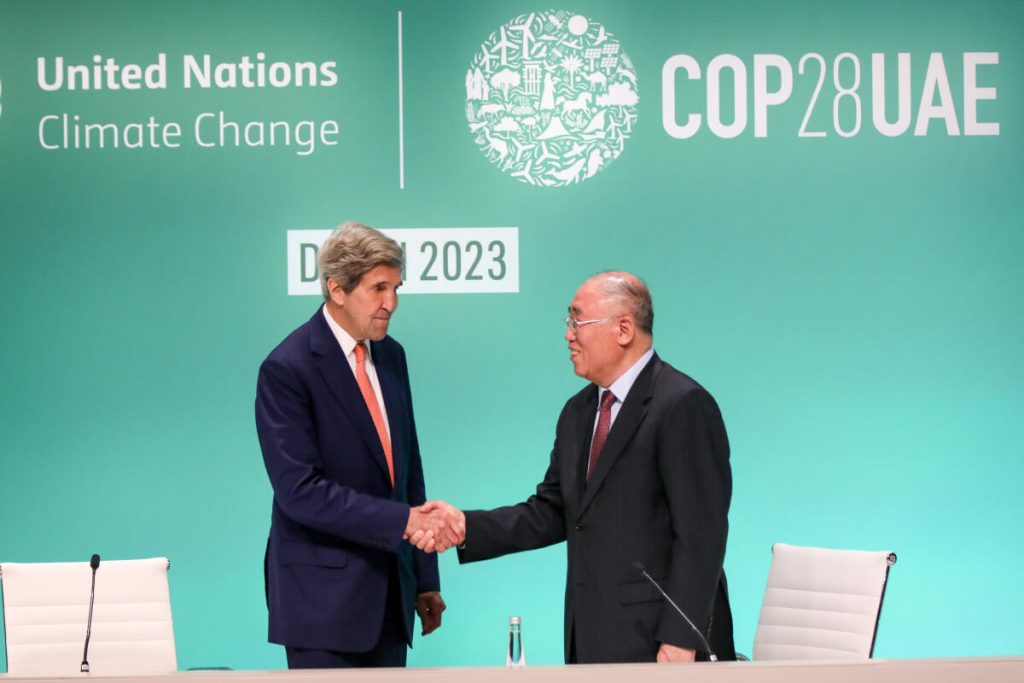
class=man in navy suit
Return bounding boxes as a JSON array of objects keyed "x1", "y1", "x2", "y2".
[{"x1": 256, "y1": 222, "x2": 457, "y2": 668}]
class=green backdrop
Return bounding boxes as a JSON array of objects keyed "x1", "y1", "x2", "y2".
[{"x1": 1, "y1": 0, "x2": 1021, "y2": 670}]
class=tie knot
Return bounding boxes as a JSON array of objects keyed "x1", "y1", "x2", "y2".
[
  {"x1": 600, "y1": 390, "x2": 615, "y2": 410},
  {"x1": 354, "y1": 342, "x2": 367, "y2": 362}
]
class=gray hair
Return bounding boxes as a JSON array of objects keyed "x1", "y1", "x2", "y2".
[
  {"x1": 594, "y1": 271, "x2": 654, "y2": 335},
  {"x1": 319, "y1": 221, "x2": 404, "y2": 299}
]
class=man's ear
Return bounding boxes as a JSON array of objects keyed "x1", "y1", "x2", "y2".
[
  {"x1": 616, "y1": 315, "x2": 636, "y2": 347},
  {"x1": 326, "y1": 278, "x2": 346, "y2": 306}
]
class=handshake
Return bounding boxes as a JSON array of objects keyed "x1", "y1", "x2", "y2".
[{"x1": 404, "y1": 500, "x2": 466, "y2": 553}]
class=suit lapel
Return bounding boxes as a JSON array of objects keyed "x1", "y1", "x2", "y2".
[
  {"x1": 569, "y1": 386, "x2": 599, "y2": 505},
  {"x1": 371, "y1": 340, "x2": 405, "y2": 487},
  {"x1": 579, "y1": 354, "x2": 660, "y2": 515},
  {"x1": 309, "y1": 310, "x2": 393, "y2": 486}
]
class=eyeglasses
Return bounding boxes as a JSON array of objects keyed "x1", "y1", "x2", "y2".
[{"x1": 564, "y1": 316, "x2": 614, "y2": 332}]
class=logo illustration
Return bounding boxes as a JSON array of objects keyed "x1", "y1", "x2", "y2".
[{"x1": 465, "y1": 11, "x2": 639, "y2": 187}]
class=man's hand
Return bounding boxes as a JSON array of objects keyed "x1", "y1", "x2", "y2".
[
  {"x1": 404, "y1": 506, "x2": 446, "y2": 553},
  {"x1": 656, "y1": 643, "x2": 697, "y2": 663},
  {"x1": 404, "y1": 500, "x2": 466, "y2": 552},
  {"x1": 416, "y1": 591, "x2": 446, "y2": 635},
  {"x1": 418, "y1": 500, "x2": 465, "y2": 551}
]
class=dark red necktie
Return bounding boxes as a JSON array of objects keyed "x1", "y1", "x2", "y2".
[{"x1": 587, "y1": 390, "x2": 616, "y2": 480}]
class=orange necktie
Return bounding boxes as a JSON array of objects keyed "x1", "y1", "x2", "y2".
[{"x1": 353, "y1": 342, "x2": 394, "y2": 485}]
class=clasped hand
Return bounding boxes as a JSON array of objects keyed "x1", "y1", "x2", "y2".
[{"x1": 404, "y1": 500, "x2": 466, "y2": 553}]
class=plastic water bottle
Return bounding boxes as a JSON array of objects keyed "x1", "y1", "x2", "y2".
[{"x1": 506, "y1": 616, "x2": 526, "y2": 668}]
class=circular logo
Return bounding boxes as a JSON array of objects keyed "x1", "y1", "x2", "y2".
[{"x1": 465, "y1": 10, "x2": 639, "y2": 187}]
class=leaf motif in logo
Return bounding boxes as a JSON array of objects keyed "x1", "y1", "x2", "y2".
[{"x1": 465, "y1": 10, "x2": 639, "y2": 187}]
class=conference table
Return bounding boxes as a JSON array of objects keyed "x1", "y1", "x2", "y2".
[{"x1": 2, "y1": 657, "x2": 1023, "y2": 683}]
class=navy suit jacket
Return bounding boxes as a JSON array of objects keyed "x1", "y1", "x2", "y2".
[{"x1": 255, "y1": 306, "x2": 439, "y2": 652}]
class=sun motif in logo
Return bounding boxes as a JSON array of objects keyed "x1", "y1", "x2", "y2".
[{"x1": 465, "y1": 10, "x2": 639, "y2": 187}]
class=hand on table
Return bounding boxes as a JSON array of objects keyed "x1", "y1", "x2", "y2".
[{"x1": 657, "y1": 643, "x2": 697, "y2": 663}]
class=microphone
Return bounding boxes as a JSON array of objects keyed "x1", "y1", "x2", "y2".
[
  {"x1": 632, "y1": 561, "x2": 717, "y2": 662},
  {"x1": 81, "y1": 554, "x2": 101, "y2": 673}
]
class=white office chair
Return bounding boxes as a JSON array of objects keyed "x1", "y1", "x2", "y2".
[
  {"x1": 751, "y1": 543, "x2": 896, "y2": 660},
  {"x1": 0, "y1": 557, "x2": 177, "y2": 676}
]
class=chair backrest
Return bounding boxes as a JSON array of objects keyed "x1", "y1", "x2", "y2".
[
  {"x1": 0, "y1": 557, "x2": 177, "y2": 675},
  {"x1": 752, "y1": 543, "x2": 896, "y2": 661}
]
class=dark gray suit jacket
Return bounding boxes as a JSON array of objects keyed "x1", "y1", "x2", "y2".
[{"x1": 459, "y1": 353, "x2": 735, "y2": 663}]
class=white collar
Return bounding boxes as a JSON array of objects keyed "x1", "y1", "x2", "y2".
[
  {"x1": 602, "y1": 347, "x2": 654, "y2": 404},
  {"x1": 322, "y1": 304, "x2": 364, "y2": 359}
]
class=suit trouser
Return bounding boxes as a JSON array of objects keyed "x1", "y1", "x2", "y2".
[{"x1": 286, "y1": 561, "x2": 407, "y2": 669}]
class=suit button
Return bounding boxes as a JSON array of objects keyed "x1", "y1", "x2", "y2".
[{"x1": 574, "y1": 523, "x2": 584, "y2": 531}]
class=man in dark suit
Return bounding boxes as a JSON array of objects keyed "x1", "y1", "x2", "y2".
[
  {"x1": 256, "y1": 222, "x2": 456, "y2": 669},
  {"x1": 425, "y1": 271, "x2": 735, "y2": 663}
]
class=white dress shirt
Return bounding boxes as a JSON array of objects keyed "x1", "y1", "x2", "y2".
[
  {"x1": 593, "y1": 347, "x2": 655, "y2": 436},
  {"x1": 322, "y1": 305, "x2": 391, "y2": 437}
]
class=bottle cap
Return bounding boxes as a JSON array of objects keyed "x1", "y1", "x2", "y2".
[{"x1": 509, "y1": 616, "x2": 522, "y2": 625}]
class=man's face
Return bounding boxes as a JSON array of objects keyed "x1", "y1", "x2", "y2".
[
  {"x1": 565, "y1": 279, "x2": 622, "y2": 386},
  {"x1": 328, "y1": 264, "x2": 402, "y2": 341}
]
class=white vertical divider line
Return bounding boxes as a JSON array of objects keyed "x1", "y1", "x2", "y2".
[{"x1": 397, "y1": 10, "x2": 405, "y2": 189}]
